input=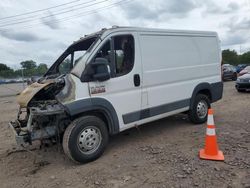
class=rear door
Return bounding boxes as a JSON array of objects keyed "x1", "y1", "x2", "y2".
[{"x1": 88, "y1": 32, "x2": 142, "y2": 131}]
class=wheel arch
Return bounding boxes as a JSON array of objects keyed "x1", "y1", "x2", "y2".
[
  {"x1": 190, "y1": 82, "x2": 212, "y2": 108},
  {"x1": 64, "y1": 98, "x2": 119, "y2": 135},
  {"x1": 190, "y1": 81, "x2": 223, "y2": 107}
]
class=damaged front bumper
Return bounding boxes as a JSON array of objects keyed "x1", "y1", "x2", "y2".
[
  {"x1": 9, "y1": 101, "x2": 66, "y2": 146},
  {"x1": 9, "y1": 120, "x2": 29, "y2": 145}
]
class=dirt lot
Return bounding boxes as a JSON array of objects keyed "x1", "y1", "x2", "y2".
[
  {"x1": 0, "y1": 81, "x2": 249, "y2": 188},
  {"x1": 0, "y1": 83, "x2": 26, "y2": 97}
]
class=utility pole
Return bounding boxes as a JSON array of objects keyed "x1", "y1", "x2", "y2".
[{"x1": 21, "y1": 68, "x2": 25, "y2": 89}]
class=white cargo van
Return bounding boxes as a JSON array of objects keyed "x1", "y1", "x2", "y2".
[{"x1": 10, "y1": 26, "x2": 223, "y2": 163}]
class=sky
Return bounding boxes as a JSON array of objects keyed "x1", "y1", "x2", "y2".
[{"x1": 0, "y1": 0, "x2": 249, "y2": 69}]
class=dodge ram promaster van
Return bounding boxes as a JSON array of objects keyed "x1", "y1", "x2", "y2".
[{"x1": 10, "y1": 26, "x2": 223, "y2": 163}]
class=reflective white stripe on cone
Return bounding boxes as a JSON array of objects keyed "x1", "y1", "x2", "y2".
[
  {"x1": 207, "y1": 114, "x2": 214, "y2": 125},
  {"x1": 206, "y1": 128, "x2": 216, "y2": 136}
]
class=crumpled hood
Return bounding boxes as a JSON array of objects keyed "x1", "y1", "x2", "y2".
[{"x1": 17, "y1": 80, "x2": 54, "y2": 108}]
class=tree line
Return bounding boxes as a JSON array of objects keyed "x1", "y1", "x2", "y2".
[
  {"x1": 0, "y1": 60, "x2": 48, "y2": 78},
  {"x1": 222, "y1": 49, "x2": 250, "y2": 65}
]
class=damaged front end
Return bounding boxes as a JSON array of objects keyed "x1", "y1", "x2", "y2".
[{"x1": 9, "y1": 77, "x2": 71, "y2": 146}]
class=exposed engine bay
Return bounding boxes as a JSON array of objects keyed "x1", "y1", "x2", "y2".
[{"x1": 10, "y1": 76, "x2": 71, "y2": 146}]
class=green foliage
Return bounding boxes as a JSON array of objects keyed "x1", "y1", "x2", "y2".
[
  {"x1": 20, "y1": 60, "x2": 37, "y2": 70},
  {"x1": 222, "y1": 49, "x2": 250, "y2": 65},
  {"x1": 37, "y1": 63, "x2": 48, "y2": 75},
  {"x1": 239, "y1": 51, "x2": 250, "y2": 64},
  {"x1": 0, "y1": 63, "x2": 11, "y2": 71},
  {"x1": 0, "y1": 61, "x2": 48, "y2": 78},
  {"x1": 59, "y1": 58, "x2": 71, "y2": 74},
  {"x1": 0, "y1": 69, "x2": 15, "y2": 78},
  {"x1": 222, "y1": 49, "x2": 239, "y2": 65}
]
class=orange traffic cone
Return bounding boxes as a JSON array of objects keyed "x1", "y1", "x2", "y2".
[{"x1": 199, "y1": 109, "x2": 224, "y2": 161}]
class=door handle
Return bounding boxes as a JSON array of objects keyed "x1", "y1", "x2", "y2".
[{"x1": 134, "y1": 74, "x2": 140, "y2": 87}]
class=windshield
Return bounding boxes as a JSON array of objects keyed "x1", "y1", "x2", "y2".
[
  {"x1": 45, "y1": 36, "x2": 98, "y2": 77},
  {"x1": 58, "y1": 50, "x2": 87, "y2": 75}
]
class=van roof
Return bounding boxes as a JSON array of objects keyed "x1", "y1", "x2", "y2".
[
  {"x1": 100, "y1": 26, "x2": 218, "y2": 37},
  {"x1": 75, "y1": 26, "x2": 218, "y2": 45}
]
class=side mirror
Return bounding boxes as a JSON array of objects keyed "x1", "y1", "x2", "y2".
[{"x1": 92, "y1": 58, "x2": 111, "y2": 82}]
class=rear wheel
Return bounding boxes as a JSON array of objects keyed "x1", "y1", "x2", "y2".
[
  {"x1": 63, "y1": 116, "x2": 109, "y2": 163},
  {"x1": 232, "y1": 73, "x2": 237, "y2": 81},
  {"x1": 188, "y1": 94, "x2": 211, "y2": 124}
]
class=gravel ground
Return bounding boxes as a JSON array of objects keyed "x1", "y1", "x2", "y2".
[
  {"x1": 0, "y1": 83, "x2": 26, "y2": 97},
  {"x1": 0, "y1": 81, "x2": 249, "y2": 188}
]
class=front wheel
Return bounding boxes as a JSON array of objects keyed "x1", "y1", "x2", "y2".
[
  {"x1": 188, "y1": 94, "x2": 211, "y2": 124},
  {"x1": 63, "y1": 116, "x2": 109, "y2": 163}
]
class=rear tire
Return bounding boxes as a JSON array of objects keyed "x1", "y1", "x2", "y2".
[
  {"x1": 232, "y1": 73, "x2": 237, "y2": 81},
  {"x1": 188, "y1": 94, "x2": 211, "y2": 124},
  {"x1": 63, "y1": 116, "x2": 109, "y2": 163}
]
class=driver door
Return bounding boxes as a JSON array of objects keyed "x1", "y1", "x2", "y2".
[{"x1": 88, "y1": 33, "x2": 142, "y2": 131}]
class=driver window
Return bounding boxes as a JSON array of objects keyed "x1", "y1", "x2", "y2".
[
  {"x1": 114, "y1": 35, "x2": 134, "y2": 76},
  {"x1": 91, "y1": 35, "x2": 134, "y2": 78}
]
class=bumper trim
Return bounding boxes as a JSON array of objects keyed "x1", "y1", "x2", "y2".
[
  {"x1": 235, "y1": 83, "x2": 250, "y2": 90},
  {"x1": 9, "y1": 121, "x2": 29, "y2": 146}
]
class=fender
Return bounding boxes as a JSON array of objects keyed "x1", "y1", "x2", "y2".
[
  {"x1": 190, "y1": 82, "x2": 223, "y2": 108},
  {"x1": 190, "y1": 82, "x2": 210, "y2": 109},
  {"x1": 64, "y1": 98, "x2": 119, "y2": 135}
]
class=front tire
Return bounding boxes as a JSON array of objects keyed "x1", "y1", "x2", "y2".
[
  {"x1": 188, "y1": 94, "x2": 211, "y2": 124},
  {"x1": 63, "y1": 116, "x2": 109, "y2": 163}
]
